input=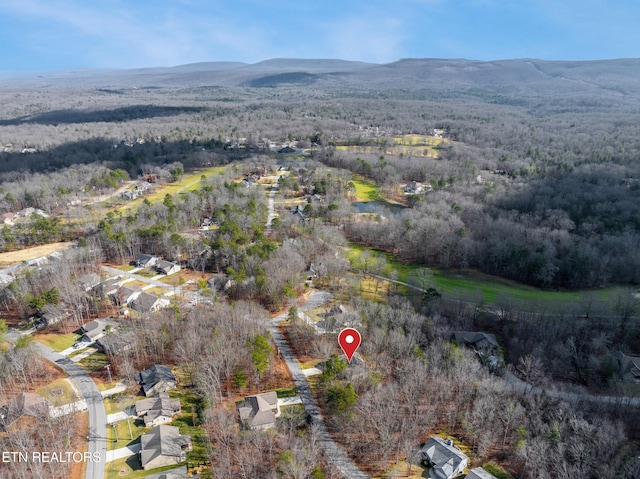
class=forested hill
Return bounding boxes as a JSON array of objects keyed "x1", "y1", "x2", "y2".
[{"x1": 3, "y1": 58, "x2": 640, "y2": 98}]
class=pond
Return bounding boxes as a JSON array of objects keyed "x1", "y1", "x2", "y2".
[{"x1": 352, "y1": 201, "x2": 406, "y2": 217}]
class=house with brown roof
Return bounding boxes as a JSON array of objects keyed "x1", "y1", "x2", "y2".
[
  {"x1": 139, "y1": 425, "x2": 192, "y2": 470},
  {"x1": 237, "y1": 392, "x2": 280, "y2": 430}
]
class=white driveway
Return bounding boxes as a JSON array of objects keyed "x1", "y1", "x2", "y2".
[{"x1": 104, "y1": 443, "x2": 141, "y2": 463}]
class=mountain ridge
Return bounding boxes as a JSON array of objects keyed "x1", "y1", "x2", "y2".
[{"x1": 1, "y1": 58, "x2": 640, "y2": 98}]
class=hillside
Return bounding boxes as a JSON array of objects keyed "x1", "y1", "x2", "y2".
[{"x1": 2, "y1": 58, "x2": 640, "y2": 99}]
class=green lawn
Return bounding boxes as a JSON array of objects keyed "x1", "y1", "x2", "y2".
[
  {"x1": 344, "y1": 242, "x2": 621, "y2": 311},
  {"x1": 167, "y1": 387, "x2": 210, "y2": 468},
  {"x1": 349, "y1": 178, "x2": 382, "y2": 202},
  {"x1": 35, "y1": 378, "x2": 78, "y2": 405},
  {"x1": 104, "y1": 392, "x2": 138, "y2": 415},
  {"x1": 113, "y1": 166, "x2": 227, "y2": 210},
  {"x1": 105, "y1": 456, "x2": 188, "y2": 479},
  {"x1": 275, "y1": 386, "x2": 298, "y2": 398},
  {"x1": 77, "y1": 351, "x2": 109, "y2": 372},
  {"x1": 35, "y1": 332, "x2": 81, "y2": 351},
  {"x1": 107, "y1": 418, "x2": 145, "y2": 451}
]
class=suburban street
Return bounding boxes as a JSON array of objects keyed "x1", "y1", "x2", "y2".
[
  {"x1": 7, "y1": 329, "x2": 107, "y2": 479},
  {"x1": 269, "y1": 291, "x2": 370, "y2": 479}
]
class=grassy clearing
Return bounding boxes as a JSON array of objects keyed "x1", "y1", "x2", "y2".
[
  {"x1": 344, "y1": 242, "x2": 620, "y2": 310},
  {"x1": 482, "y1": 463, "x2": 514, "y2": 479},
  {"x1": 113, "y1": 166, "x2": 227, "y2": 210},
  {"x1": 349, "y1": 178, "x2": 382, "y2": 202},
  {"x1": 275, "y1": 386, "x2": 298, "y2": 398},
  {"x1": 299, "y1": 359, "x2": 322, "y2": 370},
  {"x1": 35, "y1": 378, "x2": 78, "y2": 405},
  {"x1": 104, "y1": 392, "x2": 138, "y2": 415},
  {"x1": 168, "y1": 387, "x2": 210, "y2": 468},
  {"x1": 106, "y1": 418, "x2": 145, "y2": 450},
  {"x1": 375, "y1": 461, "x2": 426, "y2": 478},
  {"x1": 35, "y1": 332, "x2": 81, "y2": 352},
  {"x1": 392, "y1": 134, "x2": 444, "y2": 147},
  {"x1": 0, "y1": 242, "x2": 74, "y2": 268},
  {"x1": 132, "y1": 268, "x2": 156, "y2": 278},
  {"x1": 105, "y1": 456, "x2": 186, "y2": 479},
  {"x1": 98, "y1": 380, "x2": 121, "y2": 392},
  {"x1": 77, "y1": 351, "x2": 109, "y2": 372}
]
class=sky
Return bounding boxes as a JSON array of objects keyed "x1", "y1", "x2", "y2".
[{"x1": 0, "y1": 0, "x2": 639, "y2": 72}]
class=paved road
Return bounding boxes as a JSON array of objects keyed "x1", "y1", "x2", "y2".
[
  {"x1": 270, "y1": 291, "x2": 369, "y2": 479},
  {"x1": 505, "y1": 371, "x2": 640, "y2": 406},
  {"x1": 7, "y1": 329, "x2": 108, "y2": 479},
  {"x1": 100, "y1": 265, "x2": 194, "y2": 299},
  {"x1": 265, "y1": 183, "x2": 278, "y2": 236}
]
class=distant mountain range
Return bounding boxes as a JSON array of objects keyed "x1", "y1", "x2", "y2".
[{"x1": 2, "y1": 58, "x2": 640, "y2": 98}]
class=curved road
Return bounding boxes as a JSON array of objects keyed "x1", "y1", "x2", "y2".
[
  {"x1": 8, "y1": 330, "x2": 107, "y2": 479},
  {"x1": 270, "y1": 291, "x2": 369, "y2": 479}
]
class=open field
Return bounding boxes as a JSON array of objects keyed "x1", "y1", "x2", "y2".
[
  {"x1": 0, "y1": 242, "x2": 74, "y2": 267},
  {"x1": 350, "y1": 178, "x2": 383, "y2": 202},
  {"x1": 109, "y1": 166, "x2": 227, "y2": 210},
  {"x1": 344, "y1": 243, "x2": 622, "y2": 311},
  {"x1": 335, "y1": 134, "x2": 445, "y2": 158}
]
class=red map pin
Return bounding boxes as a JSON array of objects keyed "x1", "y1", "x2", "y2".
[{"x1": 338, "y1": 328, "x2": 361, "y2": 363}]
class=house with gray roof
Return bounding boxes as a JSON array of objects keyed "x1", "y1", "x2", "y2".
[
  {"x1": 156, "y1": 260, "x2": 181, "y2": 276},
  {"x1": 38, "y1": 304, "x2": 70, "y2": 327},
  {"x1": 96, "y1": 331, "x2": 137, "y2": 356},
  {"x1": 135, "y1": 254, "x2": 160, "y2": 269},
  {"x1": 614, "y1": 352, "x2": 640, "y2": 395},
  {"x1": 131, "y1": 291, "x2": 170, "y2": 314},
  {"x1": 114, "y1": 285, "x2": 143, "y2": 306},
  {"x1": 237, "y1": 391, "x2": 280, "y2": 430},
  {"x1": 78, "y1": 273, "x2": 102, "y2": 292},
  {"x1": 93, "y1": 277, "x2": 121, "y2": 298},
  {"x1": 137, "y1": 365, "x2": 177, "y2": 397},
  {"x1": 421, "y1": 436, "x2": 468, "y2": 479},
  {"x1": 207, "y1": 274, "x2": 235, "y2": 293},
  {"x1": 135, "y1": 392, "x2": 182, "y2": 427},
  {"x1": 450, "y1": 331, "x2": 503, "y2": 371},
  {"x1": 466, "y1": 468, "x2": 498, "y2": 479},
  {"x1": 81, "y1": 318, "x2": 118, "y2": 342},
  {"x1": 139, "y1": 425, "x2": 192, "y2": 470}
]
